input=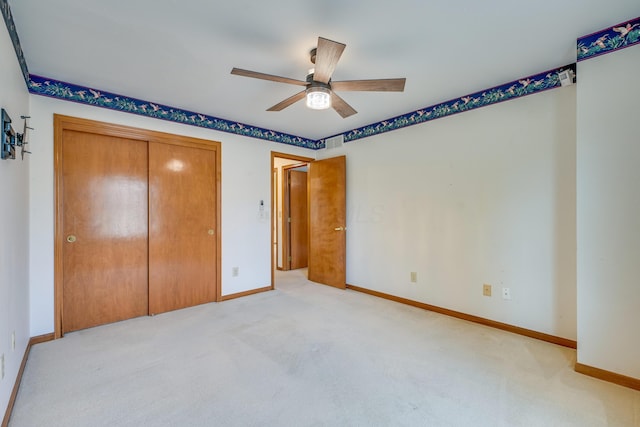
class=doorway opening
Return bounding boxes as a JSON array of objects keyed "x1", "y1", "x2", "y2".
[{"x1": 271, "y1": 152, "x2": 314, "y2": 289}]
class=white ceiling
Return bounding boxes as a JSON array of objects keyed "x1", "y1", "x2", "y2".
[{"x1": 8, "y1": 0, "x2": 640, "y2": 141}]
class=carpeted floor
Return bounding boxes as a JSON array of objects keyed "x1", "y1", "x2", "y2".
[{"x1": 9, "y1": 269, "x2": 640, "y2": 426}]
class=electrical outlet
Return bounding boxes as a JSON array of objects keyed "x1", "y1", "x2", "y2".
[
  {"x1": 11, "y1": 331, "x2": 15, "y2": 351},
  {"x1": 502, "y1": 287, "x2": 511, "y2": 300},
  {"x1": 483, "y1": 284, "x2": 492, "y2": 297},
  {"x1": 410, "y1": 272, "x2": 417, "y2": 283},
  {"x1": 232, "y1": 267, "x2": 239, "y2": 277}
]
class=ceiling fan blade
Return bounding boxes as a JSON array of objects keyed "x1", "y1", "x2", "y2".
[
  {"x1": 267, "y1": 90, "x2": 307, "y2": 111},
  {"x1": 331, "y1": 78, "x2": 406, "y2": 92},
  {"x1": 331, "y1": 92, "x2": 357, "y2": 118},
  {"x1": 313, "y1": 37, "x2": 346, "y2": 84},
  {"x1": 231, "y1": 68, "x2": 307, "y2": 86}
]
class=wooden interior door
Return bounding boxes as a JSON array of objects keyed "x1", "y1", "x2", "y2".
[
  {"x1": 288, "y1": 169, "x2": 308, "y2": 269},
  {"x1": 273, "y1": 168, "x2": 278, "y2": 272},
  {"x1": 62, "y1": 130, "x2": 149, "y2": 333},
  {"x1": 308, "y1": 156, "x2": 346, "y2": 288},
  {"x1": 148, "y1": 141, "x2": 217, "y2": 314}
]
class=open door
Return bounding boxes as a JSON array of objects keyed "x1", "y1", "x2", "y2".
[{"x1": 308, "y1": 156, "x2": 346, "y2": 289}]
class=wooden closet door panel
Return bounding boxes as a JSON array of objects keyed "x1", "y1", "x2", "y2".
[
  {"x1": 62, "y1": 130, "x2": 149, "y2": 333},
  {"x1": 289, "y1": 170, "x2": 308, "y2": 269},
  {"x1": 148, "y1": 142, "x2": 217, "y2": 314}
]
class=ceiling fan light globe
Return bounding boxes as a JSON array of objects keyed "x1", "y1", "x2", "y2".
[{"x1": 306, "y1": 87, "x2": 331, "y2": 110}]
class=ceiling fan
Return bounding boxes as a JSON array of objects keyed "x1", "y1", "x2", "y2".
[{"x1": 231, "y1": 37, "x2": 406, "y2": 118}]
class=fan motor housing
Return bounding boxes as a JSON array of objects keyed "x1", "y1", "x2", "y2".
[{"x1": 306, "y1": 73, "x2": 331, "y2": 87}]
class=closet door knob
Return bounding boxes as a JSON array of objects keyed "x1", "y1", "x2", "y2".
[
  {"x1": 208, "y1": 229, "x2": 215, "y2": 235},
  {"x1": 66, "y1": 235, "x2": 77, "y2": 243}
]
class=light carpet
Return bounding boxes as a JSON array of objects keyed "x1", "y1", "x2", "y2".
[{"x1": 9, "y1": 269, "x2": 640, "y2": 426}]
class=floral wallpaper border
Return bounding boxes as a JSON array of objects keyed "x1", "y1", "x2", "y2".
[
  {"x1": 577, "y1": 16, "x2": 640, "y2": 62},
  {"x1": 28, "y1": 64, "x2": 574, "y2": 150},
  {"x1": 28, "y1": 74, "x2": 320, "y2": 149},
  {"x1": 323, "y1": 64, "x2": 576, "y2": 146},
  {"x1": 1, "y1": 0, "x2": 29, "y2": 85}
]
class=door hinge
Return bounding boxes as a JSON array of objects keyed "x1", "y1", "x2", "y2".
[
  {"x1": 288, "y1": 256, "x2": 292, "y2": 262},
  {"x1": 287, "y1": 217, "x2": 291, "y2": 223}
]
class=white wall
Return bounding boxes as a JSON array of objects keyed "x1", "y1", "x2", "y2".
[
  {"x1": 319, "y1": 86, "x2": 577, "y2": 340},
  {"x1": 28, "y1": 96, "x2": 314, "y2": 336},
  {"x1": 577, "y1": 44, "x2": 640, "y2": 379},
  {"x1": 0, "y1": 20, "x2": 30, "y2": 417}
]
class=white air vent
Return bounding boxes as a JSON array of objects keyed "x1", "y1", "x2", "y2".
[
  {"x1": 558, "y1": 69, "x2": 575, "y2": 87},
  {"x1": 324, "y1": 134, "x2": 344, "y2": 150}
]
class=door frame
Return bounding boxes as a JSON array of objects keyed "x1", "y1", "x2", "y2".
[
  {"x1": 54, "y1": 115, "x2": 222, "y2": 338},
  {"x1": 270, "y1": 151, "x2": 314, "y2": 288}
]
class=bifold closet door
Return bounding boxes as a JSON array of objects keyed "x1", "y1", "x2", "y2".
[
  {"x1": 148, "y1": 141, "x2": 217, "y2": 314},
  {"x1": 62, "y1": 130, "x2": 149, "y2": 333}
]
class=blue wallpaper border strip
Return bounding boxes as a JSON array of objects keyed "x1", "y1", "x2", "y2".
[
  {"x1": 1, "y1": 0, "x2": 29, "y2": 85},
  {"x1": 324, "y1": 64, "x2": 576, "y2": 146},
  {"x1": 577, "y1": 16, "x2": 640, "y2": 62},
  {"x1": 29, "y1": 64, "x2": 573, "y2": 150},
  {"x1": 27, "y1": 74, "x2": 320, "y2": 149}
]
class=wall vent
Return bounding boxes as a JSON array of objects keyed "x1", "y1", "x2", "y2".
[
  {"x1": 558, "y1": 69, "x2": 575, "y2": 87},
  {"x1": 324, "y1": 134, "x2": 344, "y2": 150}
]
